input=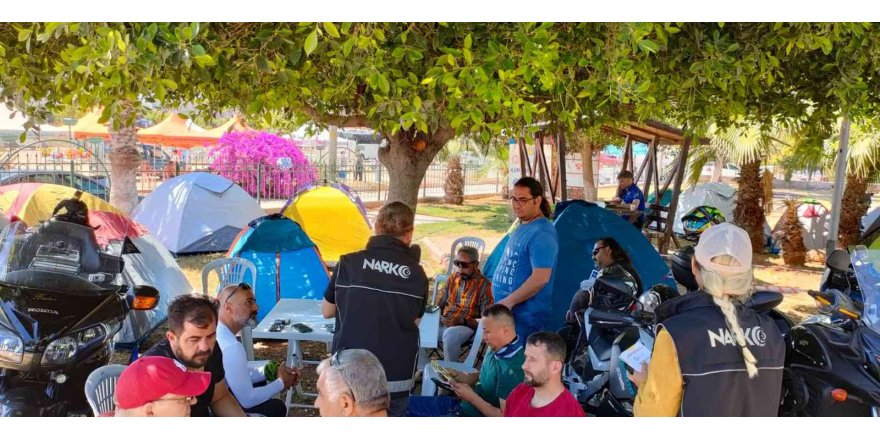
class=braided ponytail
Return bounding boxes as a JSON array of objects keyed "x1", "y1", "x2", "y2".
[{"x1": 699, "y1": 255, "x2": 759, "y2": 378}]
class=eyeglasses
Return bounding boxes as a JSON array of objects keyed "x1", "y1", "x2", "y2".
[
  {"x1": 453, "y1": 260, "x2": 476, "y2": 268},
  {"x1": 509, "y1": 196, "x2": 536, "y2": 206},
  {"x1": 154, "y1": 396, "x2": 196, "y2": 405},
  {"x1": 327, "y1": 349, "x2": 385, "y2": 404},
  {"x1": 592, "y1": 246, "x2": 607, "y2": 255},
  {"x1": 224, "y1": 282, "x2": 251, "y2": 305}
]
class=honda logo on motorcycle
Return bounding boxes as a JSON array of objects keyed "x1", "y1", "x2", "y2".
[
  {"x1": 363, "y1": 258, "x2": 412, "y2": 279},
  {"x1": 707, "y1": 326, "x2": 767, "y2": 348}
]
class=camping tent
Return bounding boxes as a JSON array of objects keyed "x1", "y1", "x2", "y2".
[
  {"x1": 281, "y1": 183, "x2": 371, "y2": 262},
  {"x1": 773, "y1": 199, "x2": 831, "y2": 251},
  {"x1": 0, "y1": 107, "x2": 70, "y2": 139},
  {"x1": 228, "y1": 214, "x2": 330, "y2": 321},
  {"x1": 0, "y1": 183, "x2": 192, "y2": 347},
  {"x1": 483, "y1": 200, "x2": 675, "y2": 331},
  {"x1": 133, "y1": 173, "x2": 265, "y2": 255},
  {"x1": 673, "y1": 182, "x2": 737, "y2": 235}
]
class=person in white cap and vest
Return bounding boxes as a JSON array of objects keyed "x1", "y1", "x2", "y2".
[{"x1": 627, "y1": 223, "x2": 785, "y2": 416}]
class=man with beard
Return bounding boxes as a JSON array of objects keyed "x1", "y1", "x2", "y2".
[
  {"x1": 217, "y1": 283, "x2": 299, "y2": 417},
  {"x1": 504, "y1": 332, "x2": 584, "y2": 417},
  {"x1": 144, "y1": 294, "x2": 246, "y2": 417}
]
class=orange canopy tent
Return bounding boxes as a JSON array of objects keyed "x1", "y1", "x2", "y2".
[
  {"x1": 71, "y1": 110, "x2": 111, "y2": 140},
  {"x1": 202, "y1": 114, "x2": 251, "y2": 138},
  {"x1": 71, "y1": 110, "x2": 250, "y2": 148},
  {"x1": 136, "y1": 113, "x2": 216, "y2": 148}
]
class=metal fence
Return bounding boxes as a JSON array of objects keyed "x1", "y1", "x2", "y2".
[{"x1": 135, "y1": 161, "x2": 504, "y2": 204}]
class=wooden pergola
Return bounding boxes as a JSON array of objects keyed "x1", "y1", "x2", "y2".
[{"x1": 516, "y1": 120, "x2": 709, "y2": 254}]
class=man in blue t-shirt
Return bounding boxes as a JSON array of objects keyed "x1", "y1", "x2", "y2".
[
  {"x1": 492, "y1": 177, "x2": 559, "y2": 340},
  {"x1": 611, "y1": 170, "x2": 646, "y2": 228}
]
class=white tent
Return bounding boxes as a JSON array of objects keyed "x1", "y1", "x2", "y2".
[
  {"x1": 133, "y1": 172, "x2": 265, "y2": 255},
  {"x1": 772, "y1": 200, "x2": 831, "y2": 251},
  {"x1": 0, "y1": 107, "x2": 69, "y2": 138},
  {"x1": 673, "y1": 182, "x2": 737, "y2": 235},
  {"x1": 113, "y1": 233, "x2": 194, "y2": 347}
]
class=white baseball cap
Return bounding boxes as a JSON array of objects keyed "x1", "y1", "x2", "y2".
[{"x1": 694, "y1": 223, "x2": 753, "y2": 274}]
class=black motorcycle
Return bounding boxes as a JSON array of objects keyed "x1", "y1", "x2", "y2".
[
  {"x1": 0, "y1": 219, "x2": 159, "y2": 416},
  {"x1": 564, "y1": 245, "x2": 794, "y2": 416},
  {"x1": 780, "y1": 246, "x2": 880, "y2": 417}
]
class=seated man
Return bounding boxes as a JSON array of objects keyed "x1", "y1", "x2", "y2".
[
  {"x1": 144, "y1": 294, "x2": 247, "y2": 417},
  {"x1": 432, "y1": 245, "x2": 493, "y2": 363},
  {"x1": 315, "y1": 349, "x2": 390, "y2": 417},
  {"x1": 407, "y1": 304, "x2": 525, "y2": 417},
  {"x1": 558, "y1": 238, "x2": 641, "y2": 361},
  {"x1": 610, "y1": 170, "x2": 646, "y2": 228},
  {"x1": 217, "y1": 283, "x2": 299, "y2": 417},
  {"x1": 108, "y1": 356, "x2": 211, "y2": 417},
  {"x1": 504, "y1": 332, "x2": 585, "y2": 417}
]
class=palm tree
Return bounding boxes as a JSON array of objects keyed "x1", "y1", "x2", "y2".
[
  {"x1": 686, "y1": 124, "x2": 787, "y2": 250},
  {"x1": 836, "y1": 122, "x2": 880, "y2": 248}
]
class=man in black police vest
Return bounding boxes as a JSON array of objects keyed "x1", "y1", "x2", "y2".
[
  {"x1": 628, "y1": 223, "x2": 785, "y2": 416},
  {"x1": 322, "y1": 201, "x2": 428, "y2": 417}
]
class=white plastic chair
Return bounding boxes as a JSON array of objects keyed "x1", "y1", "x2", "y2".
[
  {"x1": 444, "y1": 236, "x2": 486, "y2": 274},
  {"x1": 85, "y1": 364, "x2": 126, "y2": 416},
  {"x1": 202, "y1": 257, "x2": 258, "y2": 361},
  {"x1": 430, "y1": 274, "x2": 449, "y2": 305},
  {"x1": 420, "y1": 320, "x2": 485, "y2": 396}
]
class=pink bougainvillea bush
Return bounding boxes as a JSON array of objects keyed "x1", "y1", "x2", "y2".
[{"x1": 208, "y1": 131, "x2": 318, "y2": 198}]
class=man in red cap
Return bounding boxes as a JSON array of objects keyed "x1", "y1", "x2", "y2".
[{"x1": 109, "y1": 356, "x2": 212, "y2": 417}]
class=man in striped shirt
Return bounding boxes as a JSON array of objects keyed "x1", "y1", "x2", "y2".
[{"x1": 437, "y1": 246, "x2": 494, "y2": 362}]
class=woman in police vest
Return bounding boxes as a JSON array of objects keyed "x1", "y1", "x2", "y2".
[{"x1": 628, "y1": 223, "x2": 785, "y2": 416}]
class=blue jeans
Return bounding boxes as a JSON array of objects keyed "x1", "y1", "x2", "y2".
[
  {"x1": 406, "y1": 396, "x2": 461, "y2": 417},
  {"x1": 512, "y1": 311, "x2": 544, "y2": 342}
]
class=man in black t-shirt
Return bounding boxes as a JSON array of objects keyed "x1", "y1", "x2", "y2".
[
  {"x1": 144, "y1": 294, "x2": 246, "y2": 417},
  {"x1": 322, "y1": 201, "x2": 429, "y2": 417}
]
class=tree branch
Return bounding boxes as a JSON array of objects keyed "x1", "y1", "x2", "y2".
[{"x1": 301, "y1": 105, "x2": 370, "y2": 128}]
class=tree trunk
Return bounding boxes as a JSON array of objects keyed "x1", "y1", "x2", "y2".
[
  {"x1": 839, "y1": 172, "x2": 870, "y2": 249},
  {"x1": 108, "y1": 103, "x2": 142, "y2": 214},
  {"x1": 582, "y1": 143, "x2": 597, "y2": 201},
  {"x1": 378, "y1": 129, "x2": 454, "y2": 209},
  {"x1": 444, "y1": 155, "x2": 464, "y2": 205},
  {"x1": 780, "y1": 199, "x2": 807, "y2": 266},
  {"x1": 712, "y1": 157, "x2": 723, "y2": 182},
  {"x1": 733, "y1": 159, "x2": 767, "y2": 250}
]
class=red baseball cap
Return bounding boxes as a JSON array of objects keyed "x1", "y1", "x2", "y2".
[{"x1": 115, "y1": 356, "x2": 212, "y2": 410}]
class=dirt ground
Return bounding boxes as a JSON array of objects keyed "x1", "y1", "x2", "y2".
[{"x1": 147, "y1": 183, "x2": 862, "y2": 416}]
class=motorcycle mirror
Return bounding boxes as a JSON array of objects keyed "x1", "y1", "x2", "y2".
[
  {"x1": 745, "y1": 291, "x2": 784, "y2": 314},
  {"x1": 826, "y1": 249, "x2": 852, "y2": 273},
  {"x1": 132, "y1": 285, "x2": 160, "y2": 310}
]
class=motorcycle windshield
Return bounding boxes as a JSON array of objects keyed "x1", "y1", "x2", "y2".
[
  {"x1": 851, "y1": 246, "x2": 880, "y2": 333},
  {"x1": 0, "y1": 219, "x2": 127, "y2": 294}
]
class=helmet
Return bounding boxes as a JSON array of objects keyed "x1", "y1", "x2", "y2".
[
  {"x1": 671, "y1": 246, "x2": 699, "y2": 291},
  {"x1": 682, "y1": 206, "x2": 726, "y2": 240},
  {"x1": 637, "y1": 284, "x2": 679, "y2": 313},
  {"x1": 593, "y1": 266, "x2": 639, "y2": 302}
]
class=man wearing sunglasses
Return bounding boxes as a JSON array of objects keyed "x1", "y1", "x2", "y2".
[
  {"x1": 217, "y1": 283, "x2": 299, "y2": 417},
  {"x1": 436, "y1": 246, "x2": 493, "y2": 361}
]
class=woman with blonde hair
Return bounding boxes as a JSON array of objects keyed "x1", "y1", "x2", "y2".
[{"x1": 628, "y1": 223, "x2": 785, "y2": 416}]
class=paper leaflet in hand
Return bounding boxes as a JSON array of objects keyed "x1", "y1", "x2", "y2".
[{"x1": 619, "y1": 340, "x2": 652, "y2": 372}]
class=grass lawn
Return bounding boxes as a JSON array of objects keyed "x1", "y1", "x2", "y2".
[{"x1": 414, "y1": 199, "x2": 511, "y2": 241}]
